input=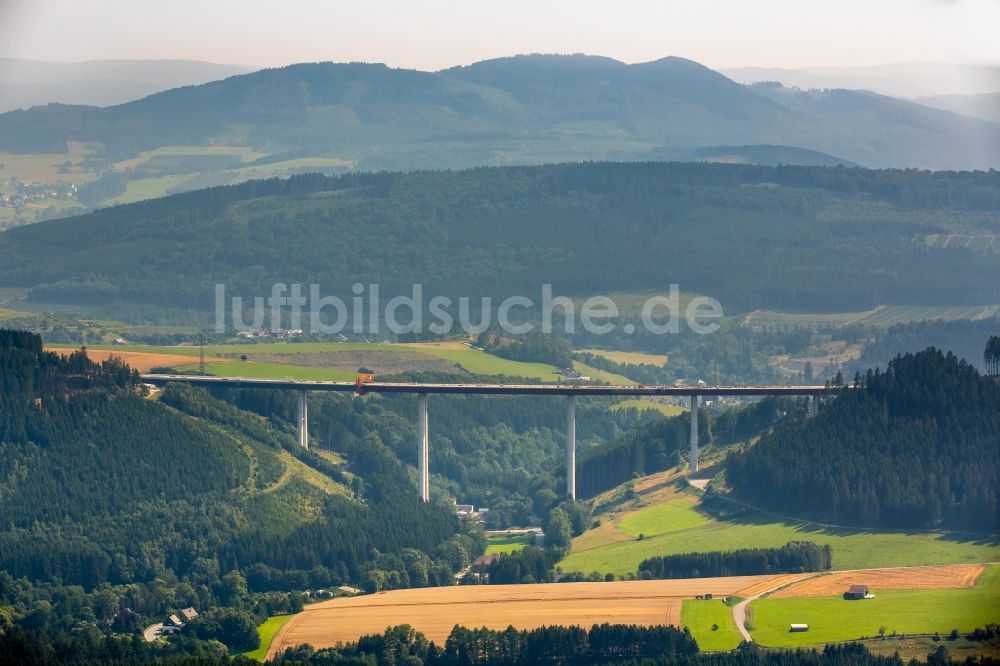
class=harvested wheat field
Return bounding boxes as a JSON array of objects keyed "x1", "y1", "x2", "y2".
[
  {"x1": 268, "y1": 576, "x2": 781, "y2": 658},
  {"x1": 769, "y1": 563, "x2": 986, "y2": 598},
  {"x1": 48, "y1": 347, "x2": 215, "y2": 373},
  {"x1": 734, "y1": 573, "x2": 814, "y2": 598}
]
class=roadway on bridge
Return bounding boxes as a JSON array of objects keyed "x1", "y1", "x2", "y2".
[{"x1": 141, "y1": 374, "x2": 834, "y2": 396}]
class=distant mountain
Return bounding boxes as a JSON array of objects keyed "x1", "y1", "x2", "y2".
[
  {"x1": 0, "y1": 58, "x2": 256, "y2": 112},
  {"x1": 721, "y1": 61, "x2": 1000, "y2": 99},
  {"x1": 1, "y1": 55, "x2": 998, "y2": 170},
  {"x1": 916, "y1": 92, "x2": 1000, "y2": 124},
  {"x1": 683, "y1": 144, "x2": 857, "y2": 167}
]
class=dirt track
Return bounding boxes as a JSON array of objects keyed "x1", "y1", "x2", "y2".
[
  {"x1": 268, "y1": 576, "x2": 779, "y2": 659},
  {"x1": 768, "y1": 564, "x2": 986, "y2": 598}
]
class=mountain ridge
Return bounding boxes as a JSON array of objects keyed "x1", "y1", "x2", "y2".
[{"x1": 2, "y1": 54, "x2": 998, "y2": 170}]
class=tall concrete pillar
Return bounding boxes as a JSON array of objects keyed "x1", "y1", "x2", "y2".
[
  {"x1": 566, "y1": 395, "x2": 576, "y2": 500},
  {"x1": 297, "y1": 391, "x2": 309, "y2": 449},
  {"x1": 418, "y1": 393, "x2": 429, "y2": 502},
  {"x1": 808, "y1": 394, "x2": 819, "y2": 418},
  {"x1": 689, "y1": 394, "x2": 699, "y2": 472}
]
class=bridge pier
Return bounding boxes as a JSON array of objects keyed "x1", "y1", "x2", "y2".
[
  {"x1": 566, "y1": 395, "x2": 576, "y2": 500},
  {"x1": 689, "y1": 395, "x2": 699, "y2": 472},
  {"x1": 808, "y1": 394, "x2": 819, "y2": 418},
  {"x1": 418, "y1": 393, "x2": 429, "y2": 502},
  {"x1": 297, "y1": 391, "x2": 309, "y2": 449}
]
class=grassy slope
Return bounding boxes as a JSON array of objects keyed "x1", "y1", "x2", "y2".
[
  {"x1": 748, "y1": 565, "x2": 1000, "y2": 647},
  {"x1": 579, "y1": 349, "x2": 668, "y2": 366},
  {"x1": 559, "y1": 494, "x2": 1000, "y2": 577},
  {"x1": 609, "y1": 399, "x2": 686, "y2": 417},
  {"x1": 617, "y1": 499, "x2": 710, "y2": 538},
  {"x1": 682, "y1": 599, "x2": 743, "y2": 652}
]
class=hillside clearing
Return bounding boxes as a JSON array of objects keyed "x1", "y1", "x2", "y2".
[
  {"x1": 580, "y1": 349, "x2": 668, "y2": 366},
  {"x1": 610, "y1": 399, "x2": 686, "y2": 417},
  {"x1": 485, "y1": 535, "x2": 534, "y2": 555}
]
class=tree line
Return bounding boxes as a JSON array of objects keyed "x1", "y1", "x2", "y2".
[{"x1": 637, "y1": 542, "x2": 832, "y2": 579}]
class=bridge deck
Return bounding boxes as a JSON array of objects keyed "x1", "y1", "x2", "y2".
[{"x1": 140, "y1": 374, "x2": 834, "y2": 396}]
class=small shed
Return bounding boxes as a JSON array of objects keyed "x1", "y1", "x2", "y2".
[
  {"x1": 790, "y1": 624, "x2": 809, "y2": 632},
  {"x1": 845, "y1": 584, "x2": 873, "y2": 600}
]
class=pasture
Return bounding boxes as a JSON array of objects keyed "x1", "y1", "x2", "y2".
[
  {"x1": 617, "y1": 498, "x2": 709, "y2": 538},
  {"x1": 681, "y1": 599, "x2": 743, "y2": 652}
]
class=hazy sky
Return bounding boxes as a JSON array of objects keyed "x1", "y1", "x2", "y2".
[{"x1": 1, "y1": 0, "x2": 997, "y2": 70}]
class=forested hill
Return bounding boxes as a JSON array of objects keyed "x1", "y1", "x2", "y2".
[
  {"x1": 726, "y1": 348, "x2": 1000, "y2": 531},
  {"x1": 0, "y1": 330, "x2": 472, "y2": 638},
  {"x1": 1, "y1": 163, "x2": 999, "y2": 314},
  {"x1": 1, "y1": 54, "x2": 998, "y2": 170}
]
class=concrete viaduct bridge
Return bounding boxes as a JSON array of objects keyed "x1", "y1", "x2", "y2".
[{"x1": 141, "y1": 374, "x2": 835, "y2": 502}]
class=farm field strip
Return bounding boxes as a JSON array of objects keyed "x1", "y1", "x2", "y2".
[
  {"x1": 267, "y1": 576, "x2": 781, "y2": 658},
  {"x1": 46, "y1": 347, "x2": 217, "y2": 373},
  {"x1": 744, "y1": 304, "x2": 999, "y2": 329},
  {"x1": 769, "y1": 563, "x2": 987, "y2": 598}
]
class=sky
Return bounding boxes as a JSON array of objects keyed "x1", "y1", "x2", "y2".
[{"x1": 0, "y1": 0, "x2": 998, "y2": 70}]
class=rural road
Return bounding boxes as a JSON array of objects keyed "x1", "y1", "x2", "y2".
[{"x1": 732, "y1": 579, "x2": 803, "y2": 643}]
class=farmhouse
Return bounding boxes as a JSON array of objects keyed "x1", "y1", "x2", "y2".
[{"x1": 845, "y1": 584, "x2": 874, "y2": 599}]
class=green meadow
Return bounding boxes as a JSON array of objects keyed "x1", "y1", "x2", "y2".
[
  {"x1": 240, "y1": 614, "x2": 295, "y2": 661},
  {"x1": 485, "y1": 534, "x2": 534, "y2": 555},
  {"x1": 559, "y1": 498, "x2": 1000, "y2": 577},
  {"x1": 682, "y1": 599, "x2": 743, "y2": 652}
]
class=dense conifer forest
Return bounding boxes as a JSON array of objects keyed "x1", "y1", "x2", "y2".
[{"x1": 726, "y1": 348, "x2": 1000, "y2": 530}]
